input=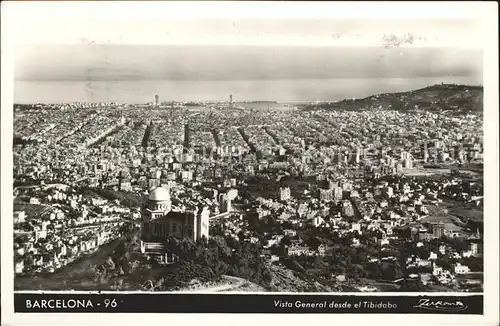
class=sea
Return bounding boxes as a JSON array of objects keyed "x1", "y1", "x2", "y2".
[{"x1": 14, "y1": 76, "x2": 482, "y2": 105}]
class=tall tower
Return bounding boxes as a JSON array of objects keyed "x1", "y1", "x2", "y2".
[
  {"x1": 197, "y1": 206, "x2": 210, "y2": 240},
  {"x1": 155, "y1": 94, "x2": 159, "y2": 106},
  {"x1": 229, "y1": 94, "x2": 233, "y2": 107},
  {"x1": 184, "y1": 124, "x2": 190, "y2": 149},
  {"x1": 431, "y1": 222, "x2": 445, "y2": 238}
]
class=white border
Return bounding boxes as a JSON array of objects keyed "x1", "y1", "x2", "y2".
[
  {"x1": 1, "y1": 2, "x2": 498, "y2": 326},
  {"x1": 1, "y1": 1, "x2": 490, "y2": 20},
  {"x1": 9, "y1": 290, "x2": 487, "y2": 296}
]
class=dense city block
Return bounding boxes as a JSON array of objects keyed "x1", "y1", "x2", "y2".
[{"x1": 13, "y1": 85, "x2": 483, "y2": 292}]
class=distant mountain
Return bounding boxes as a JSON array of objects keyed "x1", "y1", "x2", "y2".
[{"x1": 304, "y1": 84, "x2": 483, "y2": 114}]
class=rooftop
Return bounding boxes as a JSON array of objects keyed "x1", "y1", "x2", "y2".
[{"x1": 148, "y1": 187, "x2": 170, "y2": 202}]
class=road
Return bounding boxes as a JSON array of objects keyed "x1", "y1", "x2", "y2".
[{"x1": 185, "y1": 275, "x2": 262, "y2": 293}]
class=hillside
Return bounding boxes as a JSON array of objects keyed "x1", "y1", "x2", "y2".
[
  {"x1": 267, "y1": 264, "x2": 359, "y2": 292},
  {"x1": 303, "y1": 84, "x2": 483, "y2": 114}
]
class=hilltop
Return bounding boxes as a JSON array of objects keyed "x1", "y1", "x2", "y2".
[{"x1": 303, "y1": 84, "x2": 483, "y2": 114}]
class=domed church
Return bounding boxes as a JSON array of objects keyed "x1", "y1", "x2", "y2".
[
  {"x1": 141, "y1": 187, "x2": 209, "y2": 244},
  {"x1": 143, "y1": 187, "x2": 172, "y2": 221}
]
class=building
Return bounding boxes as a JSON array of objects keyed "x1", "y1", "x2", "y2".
[
  {"x1": 404, "y1": 158, "x2": 413, "y2": 169},
  {"x1": 378, "y1": 238, "x2": 390, "y2": 246},
  {"x1": 29, "y1": 197, "x2": 40, "y2": 205},
  {"x1": 355, "y1": 148, "x2": 361, "y2": 164},
  {"x1": 470, "y1": 242, "x2": 482, "y2": 256},
  {"x1": 430, "y1": 222, "x2": 445, "y2": 238},
  {"x1": 184, "y1": 124, "x2": 190, "y2": 148},
  {"x1": 317, "y1": 244, "x2": 326, "y2": 256},
  {"x1": 342, "y1": 182, "x2": 352, "y2": 191},
  {"x1": 219, "y1": 189, "x2": 238, "y2": 213},
  {"x1": 351, "y1": 222, "x2": 361, "y2": 232},
  {"x1": 148, "y1": 178, "x2": 161, "y2": 189},
  {"x1": 15, "y1": 259, "x2": 24, "y2": 274},
  {"x1": 438, "y1": 244, "x2": 447, "y2": 255},
  {"x1": 312, "y1": 216, "x2": 325, "y2": 227},
  {"x1": 342, "y1": 200, "x2": 355, "y2": 217},
  {"x1": 319, "y1": 188, "x2": 333, "y2": 202},
  {"x1": 14, "y1": 211, "x2": 26, "y2": 224},
  {"x1": 279, "y1": 187, "x2": 291, "y2": 201},
  {"x1": 155, "y1": 94, "x2": 159, "y2": 106},
  {"x1": 454, "y1": 263, "x2": 470, "y2": 275},
  {"x1": 141, "y1": 187, "x2": 209, "y2": 243},
  {"x1": 329, "y1": 180, "x2": 339, "y2": 190},
  {"x1": 286, "y1": 244, "x2": 315, "y2": 256},
  {"x1": 432, "y1": 265, "x2": 443, "y2": 276},
  {"x1": 401, "y1": 151, "x2": 412, "y2": 160},
  {"x1": 423, "y1": 150, "x2": 429, "y2": 162},
  {"x1": 181, "y1": 170, "x2": 193, "y2": 182},
  {"x1": 333, "y1": 187, "x2": 343, "y2": 201},
  {"x1": 119, "y1": 181, "x2": 132, "y2": 192}
]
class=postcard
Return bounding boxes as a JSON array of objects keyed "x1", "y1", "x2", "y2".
[{"x1": 1, "y1": 2, "x2": 498, "y2": 326}]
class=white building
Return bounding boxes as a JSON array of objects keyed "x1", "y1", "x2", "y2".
[
  {"x1": 454, "y1": 263, "x2": 470, "y2": 274},
  {"x1": 14, "y1": 211, "x2": 26, "y2": 224},
  {"x1": 279, "y1": 187, "x2": 291, "y2": 201}
]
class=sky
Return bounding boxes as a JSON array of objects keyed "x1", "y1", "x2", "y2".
[
  {"x1": 15, "y1": 45, "x2": 482, "y2": 82},
  {"x1": 11, "y1": 11, "x2": 484, "y2": 83},
  {"x1": 4, "y1": 2, "x2": 487, "y2": 102}
]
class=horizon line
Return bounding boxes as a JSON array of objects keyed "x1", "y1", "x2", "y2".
[
  {"x1": 13, "y1": 83, "x2": 483, "y2": 106},
  {"x1": 15, "y1": 75, "x2": 483, "y2": 83}
]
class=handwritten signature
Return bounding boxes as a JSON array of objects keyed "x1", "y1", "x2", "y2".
[{"x1": 414, "y1": 298, "x2": 468, "y2": 312}]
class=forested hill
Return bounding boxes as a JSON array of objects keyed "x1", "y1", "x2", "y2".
[{"x1": 302, "y1": 84, "x2": 483, "y2": 114}]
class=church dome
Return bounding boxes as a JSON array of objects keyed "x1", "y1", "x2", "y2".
[{"x1": 148, "y1": 187, "x2": 170, "y2": 202}]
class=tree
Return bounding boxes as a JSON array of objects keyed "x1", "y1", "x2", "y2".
[
  {"x1": 435, "y1": 256, "x2": 454, "y2": 271},
  {"x1": 281, "y1": 235, "x2": 292, "y2": 246},
  {"x1": 400, "y1": 277, "x2": 427, "y2": 292},
  {"x1": 306, "y1": 236, "x2": 322, "y2": 250},
  {"x1": 380, "y1": 262, "x2": 403, "y2": 281},
  {"x1": 366, "y1": 263, "x2": 382, "y2": 279},
  {"x1": 463, "y1": 256, "x2": 483, "y2": 272},
  {"x1": 262, "y1": 269, "x2": 273, "y2": 284},
  {"x1": 212, "y1": 261, "x2": 229, "y2": 276},
  {"x1": 346, "y1": 264, "x2": 366, "y2": 279}
]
